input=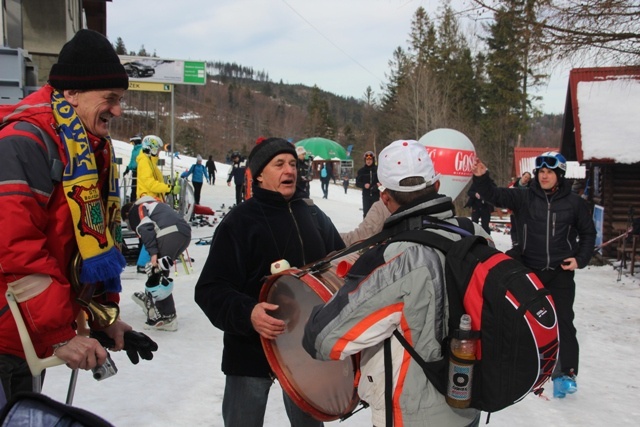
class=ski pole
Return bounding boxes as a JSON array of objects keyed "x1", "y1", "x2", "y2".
[
  {"x1": 66, "y1": 369, "x2": 79, "y2": 405},
  {"x1": 593, "y1": 227, "x2": 631, "y2": 253},
  {"x1": 184, "y1": 248, "x2": 194, "y2": 272}
]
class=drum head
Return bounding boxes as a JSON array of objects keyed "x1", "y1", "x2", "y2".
[{"x1": 260, "y1": 272, "x2": 359, "y2": 421}]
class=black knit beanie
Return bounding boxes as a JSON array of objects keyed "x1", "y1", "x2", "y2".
[
  {"x1": 49, "y1": 29, "x2": 129, "y2": 91},
  {"x1": 247, "y1": 138, "x2": 297, "y2": 177}
]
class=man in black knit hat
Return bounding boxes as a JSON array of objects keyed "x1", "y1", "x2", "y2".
[
  {"x1": 195, "y1": 137, "x2": 345, "y2": 427},
  {"x1": 0, "y1": 29, "x2": 157, "y2": 400}
]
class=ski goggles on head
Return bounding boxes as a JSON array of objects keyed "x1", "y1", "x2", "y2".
[
  {"x1": 535, "y1": 155, "x2": 561, "y2": 170},
  {"x1": 364, "y1": 151, "x2": 375, "y2": 159}
]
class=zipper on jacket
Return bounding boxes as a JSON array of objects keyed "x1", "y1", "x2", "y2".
[
  {"x1": 566, "y1": 225, "x2": 574, "y2": 252},
  {"x1": 545, "y1": 198, "x2": 551, "y2": 269}
]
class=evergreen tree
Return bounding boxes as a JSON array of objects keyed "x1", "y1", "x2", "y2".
[
  {"x1": 305, "y1": 86, "x2": 336, "y2": 139},
  {"x1": 378, "y1": 46, "x2": 412, "y2": 142},
  {"x1": 482, "y1": 3, "x2": 528, "y2": 182},
  {"x1": 379, "y1": 6, "x2": 482, "y2": 141},
  {"x1": 114, "y1": 37, "x2": 127, "y2": 55}
]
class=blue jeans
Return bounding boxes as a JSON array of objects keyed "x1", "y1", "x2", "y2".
[
  {"x1": 0, "y1": 354, "x2": 40, "y2": 401},
  {"x1": 222, "y1": 375, "x2": 323, "y2": 427}
]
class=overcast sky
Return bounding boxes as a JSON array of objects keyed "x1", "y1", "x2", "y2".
[{"x1": 106, "y1": 0, "x2": 567, "y2": 114}]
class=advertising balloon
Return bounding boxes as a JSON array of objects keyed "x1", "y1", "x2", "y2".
[{"x1": 418, "y1": 128, "x2": 475, "y2": 200}]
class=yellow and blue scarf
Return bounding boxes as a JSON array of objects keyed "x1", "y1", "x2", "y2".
[{"x1": 51, "y1": 90, "x2": 125, "y2": 292}]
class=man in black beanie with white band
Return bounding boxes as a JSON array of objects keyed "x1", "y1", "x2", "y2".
[
  {"x1": 195, "y1": 137, "x2": 345, "y2": 427},
  {"x1": 0, "y1": 29, "x2": 157, "y2": 401}
]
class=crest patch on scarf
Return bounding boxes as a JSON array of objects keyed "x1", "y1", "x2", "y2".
[{"x1": 68, "y1": 184, "x2": 108, "y2": 247}]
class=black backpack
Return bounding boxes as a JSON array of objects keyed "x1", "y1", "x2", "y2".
[
  {"x1": 311, "y1": 215, "x2": 559, "y2": 419},
  {"x1": 387, "y1": 226, "x2": 559, "y2": 414}
]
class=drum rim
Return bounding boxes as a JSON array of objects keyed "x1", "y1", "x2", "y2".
[{"x1": 259, "y1": 269, "x2": 359, "y2": 421}]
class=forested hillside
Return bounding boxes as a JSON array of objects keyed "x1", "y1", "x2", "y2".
[{"x1": 110, "y1": 4, "x2": 569, "y2": 184}]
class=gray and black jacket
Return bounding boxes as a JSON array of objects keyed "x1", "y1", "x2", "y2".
[{"x1": 127, "y1": 196, "x2": 191, "y2": 260}]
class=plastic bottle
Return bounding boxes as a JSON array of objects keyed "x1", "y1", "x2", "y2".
[{"x1": 445, "y1": 314, "x2": 476, "y2": 408}]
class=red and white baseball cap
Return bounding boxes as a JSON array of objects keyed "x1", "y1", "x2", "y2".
[{"x1": 378, "y1": 140, "x2": 439, "y2": 192}]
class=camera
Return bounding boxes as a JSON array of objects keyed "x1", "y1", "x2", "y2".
[{"x1": 92, "y1": 351, "x2": 118, "y2": 381}]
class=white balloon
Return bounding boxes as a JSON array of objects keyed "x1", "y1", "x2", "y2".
[{"x1": 418, "y1": 128, "x2": 476, "y2": 200}]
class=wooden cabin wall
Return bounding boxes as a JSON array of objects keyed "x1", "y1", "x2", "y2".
[{"x1": 591, "y1": 163, "x2": 640, "y2": 256}]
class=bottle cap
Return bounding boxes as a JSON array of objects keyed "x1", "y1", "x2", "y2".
[{"x1": 460, "y1": 314, "x2": 472, "y2": 331}]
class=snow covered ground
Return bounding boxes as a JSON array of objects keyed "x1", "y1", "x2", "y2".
[{"x1": 40, "y1": 141, "x2": 640, "y2": 426}]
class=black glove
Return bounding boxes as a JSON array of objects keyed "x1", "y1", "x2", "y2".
[
  {"x1": 123, "y1": 167, "x2": 130, "y2": 176},
  {"x1": 123, "y1": 330, "x2": 158, "y2": 364},
  {"x1": 91, "y1": 330, "x2": 159, "y2": 365}
]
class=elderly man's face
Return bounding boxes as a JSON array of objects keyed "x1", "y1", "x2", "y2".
[
  {"x1": 256, "y1": 153, "x2": 297, "y2": 200},
  {"x1": 66, "y1": 88, "x2": 125, "y2": 138}
]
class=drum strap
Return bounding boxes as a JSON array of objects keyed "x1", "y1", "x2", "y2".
[{"x1": 313, "y1": 214, "x2": 472, "y2": 273}]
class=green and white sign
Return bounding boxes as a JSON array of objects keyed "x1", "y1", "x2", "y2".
[{"x1": 119, "y1": 55, "x2": 206, "y2": 85}]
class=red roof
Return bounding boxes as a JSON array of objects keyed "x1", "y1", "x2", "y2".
[{"x1": 513, "y1": 146, "x2": 557, "y2": 177}]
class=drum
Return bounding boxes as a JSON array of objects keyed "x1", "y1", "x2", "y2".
[{"x1": 259, "y1": 253, "x2": 360, "y2": 421}]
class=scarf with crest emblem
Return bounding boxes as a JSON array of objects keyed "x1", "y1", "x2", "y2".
[{"x1": 51, "y1": 89, "x2": 125, "y2": 292}]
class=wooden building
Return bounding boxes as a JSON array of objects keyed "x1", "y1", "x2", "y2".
[{"x1": 559, "y1": 67, "x2": 640, "y2": 256}]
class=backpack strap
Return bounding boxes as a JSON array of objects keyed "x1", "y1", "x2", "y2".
[
  {"x1": 384, "y1": 337, "x2": 393, "y2": 427},
  {"x1": 392, "y1": 330, "x2": 448, "y2": 396}
]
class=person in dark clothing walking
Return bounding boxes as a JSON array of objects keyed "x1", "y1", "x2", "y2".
[
  {"x1": 295, "y1": 146, "x2": 312, "y2": 198},
  {"x1": 472, "y1": 151, "x2": 596, "y2": 400},
  {"x1": 226, "y1": 151, "x2": 246, "y2": 206},
  {"x1": 465, "y1": 181, "x2": 494, "y2": 234},
  {"x1": 342, "y1": 172, "x2": 350, "y2": 194},
  {"x1": 206, "y1": 155, "x2": 217, "y2": 185},
  {"x1": 355, "y1": 151, "x2": 380, "y2": 217},
  {"x1": 195, "y1": 138, "x2": 344, "y2": 427},
  {"x1": 320, "y1": 162, "x2": 330, "y2": 199},
  {"x1": 326, "y1": 160, "x2": 335, "y2": 184}
]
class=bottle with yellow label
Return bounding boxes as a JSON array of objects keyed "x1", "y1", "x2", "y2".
[{"x1": 446, "y1": 314, "x2": 476, "y2": 408}]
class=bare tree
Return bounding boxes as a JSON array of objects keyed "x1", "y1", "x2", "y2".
[{"x1": 471, "y1": 0, "x2": 640, "y2": 65}]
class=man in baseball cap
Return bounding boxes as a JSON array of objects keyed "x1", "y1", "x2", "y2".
[{"x1": 304, "y1": 139, "x2": 488, "y2": 427}]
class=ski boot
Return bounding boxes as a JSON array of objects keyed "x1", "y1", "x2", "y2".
[
  {"x1": 131, "y1": 290, "x2": 161, "y2": 320},
  {"x1": 553, "y1": 371, "x2": 577, "y2": 398},
  {"x1": 145, "y1": 293, "x2": 178, "y2": 332}
]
